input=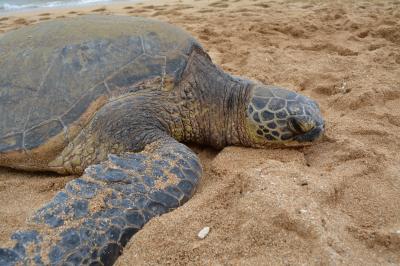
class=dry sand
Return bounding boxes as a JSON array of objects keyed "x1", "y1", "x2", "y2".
[{"x1": 1, "y1": 0, "x2": 400, "y2": 264}]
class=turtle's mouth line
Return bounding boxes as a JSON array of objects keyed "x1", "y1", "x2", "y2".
[
  {"x1": 249, "y1": 127, "x2": 325, "y2": 149},
  {"x1": 247, "y1": 140, "x2": 313, "y2": 149}
]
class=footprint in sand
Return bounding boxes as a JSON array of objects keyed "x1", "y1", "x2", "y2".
[
  {"x1": 38, "y1": 17, "x2": 51, "y2": 21},
  {"x1": 127, "y1": 9, "x2": 148, "y2": 14},
  {"x1": 357, "y1": 30, "x2": 369, "y2": 38},
  {"x1": 209, "y1": 1, "x2": 229, "y2": 8},
  {"x1": 123, "y1": 6, "x2": 134, "y2": 10},
  {"x1": 253, "y1": 3, "x2": 270, "y2": 8},
  {"x1": 38, "y1": 13, "x2": 51, "y2": 16},
  {"x1": 301, "y1": 4, "x2": 313, "y2": 9},
  {"x1": 234, "y1": 8, "x2": 253, "y2": 13},
  {"x1": 153, "y1": 10, "x2": 180, "y2": 17},
  {"x1": 91, "y1": 7, "x2": 107, "y2": 12},
  {"x1": 13, "y1": 18, "x2": 29, "y2": 25},
  {"x1": 173, "y1": 5, "x2": 194, "y2": 11},
  {"x1": 198, "y1": 27, "x2": 218, "y2": 41},
  {"x1": 367, "y1": 43, "x2": 385, "y2": 51},
  {"x1": 198, "y1": 9, "x2": 215, "y2": 13},
  {"x1": 0, "y1": 17, "x2": 9, "y2": 22},
  {"x1": 142, "y1": 5, "x2": 155, "y2": 9},
  {"x1": 373, "y1": 25, "x2": 400, "y2": 45},
  {"x1": 68, "y1": 11, "x2": 78, "y2": 14}
]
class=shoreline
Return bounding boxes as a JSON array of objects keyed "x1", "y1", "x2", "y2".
[
  {"x1": 0, "y1": 0, "x2": 150, "y2": 18},
  {"x1": 0, "y1": 0, "x2": 204, "y2": 34},
  {"x1": 0, "y1": 0, "x2": 139, "y2": 16}
]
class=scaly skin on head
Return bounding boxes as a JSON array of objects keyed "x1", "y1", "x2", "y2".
[{"x1": 244, "y1": 85, "x2": 324, "y2": 147}]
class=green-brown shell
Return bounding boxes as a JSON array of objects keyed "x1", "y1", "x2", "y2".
[{"x1": 0, "y1": 15, "x2": 198, "y2": 153}]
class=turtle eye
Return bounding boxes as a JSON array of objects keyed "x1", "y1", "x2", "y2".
[{"x1": 288, "y1": 117, "x2": 315, "y2": 134}]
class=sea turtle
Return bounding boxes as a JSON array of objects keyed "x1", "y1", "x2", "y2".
[{"x1": 0, "y1": 15, "x2": 324, "y2": 265}]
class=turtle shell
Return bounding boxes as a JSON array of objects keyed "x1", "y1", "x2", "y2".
[{"x1": 0, "y1": 15, "x2": 198, "y2": 154}]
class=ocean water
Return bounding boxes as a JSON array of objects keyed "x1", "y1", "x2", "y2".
[{"x1": 0, "y1": 0, "x2": 131, "y2": 12}]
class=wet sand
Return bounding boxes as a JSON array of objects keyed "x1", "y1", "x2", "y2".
[{"x1": 1, "y1": 0, "x2": 400, "y2": 264}]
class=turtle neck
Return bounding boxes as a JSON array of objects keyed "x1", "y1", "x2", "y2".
[{"x1": 166, "y1": 46, "x2": 254, "y2": 149}]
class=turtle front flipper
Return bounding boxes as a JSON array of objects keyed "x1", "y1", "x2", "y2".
[{"x1": 0, "y1": 137, "x2": 202, "y2": 266}]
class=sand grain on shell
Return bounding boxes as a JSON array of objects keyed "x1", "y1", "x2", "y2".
[{"x1": 0, "y1": 0, "x2": 400, "y2": 265}]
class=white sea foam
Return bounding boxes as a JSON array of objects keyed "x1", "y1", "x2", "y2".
[{"x1": 0, "y1": 0, "x2": 120, "y2": 12}]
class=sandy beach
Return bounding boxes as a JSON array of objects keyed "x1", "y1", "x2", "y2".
[{"x1": 1, "y1": 0, "x2": 400, "y2": 264}]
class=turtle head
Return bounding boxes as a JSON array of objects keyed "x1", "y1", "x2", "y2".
[{"x1": 245, "y1": 85, "x2": 324, "y2": 147}]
